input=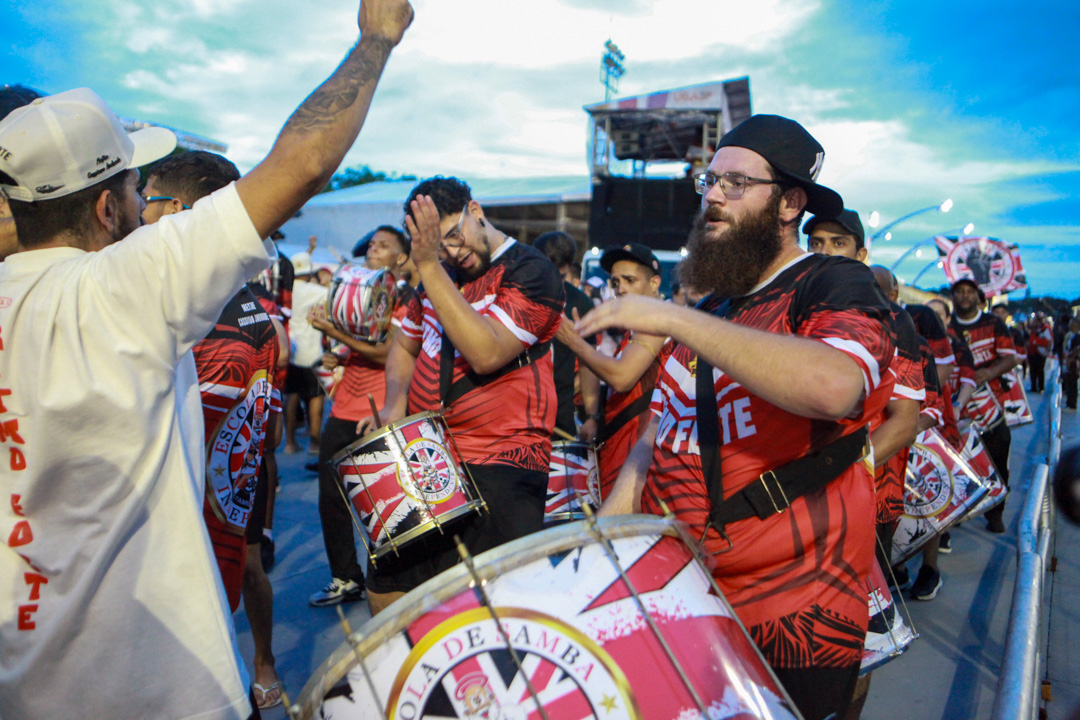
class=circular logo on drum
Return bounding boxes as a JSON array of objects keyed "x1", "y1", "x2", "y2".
[
  {"x1": 587, "y1": 465, "x2": 601, "y2": 507},
  {"x1": 386, "y1": 607, "x2": 639, "y2": 720},
  {"x1": 206, "y1": 371, "x2": 270, "y2": 531},
  {"x1": 398, "y1": 438, "x2": 459, "y2": 504},
  {"x1": 904, "y1": 444, "x2": 954, "y2": 518}
]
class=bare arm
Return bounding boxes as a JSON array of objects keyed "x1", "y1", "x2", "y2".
[
  {"x1": 577, "y1": 365, "x2": 601, "y2": 443},
  {"x1": 235, "y1": 0, "x2": 413, "y2": 238},
  {"x1": 954, "y1": 382, "x2": 975, "y2": 411},
  {"x1": 871, "y1": 399, "x2": 920, "y2": 468},
  {"x1": 270, "y1": 316, "x2": 290, "y2": 368},
  {"x1": 407, "y1": 196, "x2": 528, "y2": 374},
  {"x1": 974, "y1": 354, "x2": 1020, "y2": 385},
  {"x1": 311, "y1": 312, "x2": 394, "y2": 363},
  {"x1": 556, "y1": 316, "x2": 663, "y2": 392},
  {"x1": 357, "y1": 331, "x2": 418, "y2": 435},
  {"x1": 577, "y1": 295, "x2": 865, "y2": 421},
  {"x1": 599, "y1": 416, "x2": 657, "y2": 516},
  {"x1": 936, "y1": 362, "x2": 955, "y2": 391}
]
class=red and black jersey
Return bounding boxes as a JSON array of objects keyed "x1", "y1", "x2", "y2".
[
  {"x1": 951, "y1": 311, "x2": 1017, "y2": 428},
  {"x1": 331, "y1": 285, "x2": 414, "y2": 423},
  {"x1": 874, "y1": 304, "x2": 924, "y2": 525},
  {"x1": 247, "y1": 282, "x2": 285, "y2": 413},
  {"x1": 597, "y1": 333, "x2": 672, "y2": 500},
  {"x1": 918, "y1": 335, "x2": 946, "y2": 431},
  {"x1": 401, "y1": 240, "x2": 564, "y2": 472},
  {"x1": 642, "y1": 253, "x2": 894, "y2": 670},
  {"x1": 907, "y1": 303, "x2": 955, "y2": 366},
  {"x1": 194, "y1": 286, "x2": 278, "y2": 612}
]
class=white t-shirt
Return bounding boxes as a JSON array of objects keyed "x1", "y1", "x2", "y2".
[
  {"x1": 289, "y1": 278, "x2": 329, "y2": 367},
  {"x1": 0, "y1": 183, "x2": 272, "y2": 720}
]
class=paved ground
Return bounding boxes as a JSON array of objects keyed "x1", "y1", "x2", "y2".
[{"x1": 233, "y1": 379, "x2": 1074, "y2": 719}]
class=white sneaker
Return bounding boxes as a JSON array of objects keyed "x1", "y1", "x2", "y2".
[{"x1": 309, "y1": 578, "x2": 365, "y2": 607}]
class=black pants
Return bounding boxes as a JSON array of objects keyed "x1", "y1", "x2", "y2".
[
  {"x1": 981, "y1": 420, "x2": 1012, "y2": 526},
  {"x1": 366, "y1": 463, "x2": 547, "y2": 594},
  {"x1": 317, "y1": 416, "x2": 366, "y2": 585},
  {"x1": 772, "y1": 664, "x2": 860, "y2": 720},
  {"x1": 1029, "y1": 353, "x2": 1047, "y2": 392},
  {"x1": 1064, "y1": 371, "x2": 1078, "y2": 408}
]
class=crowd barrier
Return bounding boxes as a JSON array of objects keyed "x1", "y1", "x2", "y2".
[{"x1": 991, "y1": 361, "x2": 1060, "y2": 720}]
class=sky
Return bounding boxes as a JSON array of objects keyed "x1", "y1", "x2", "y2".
[{"x1": 3, "y1": 0, "x2": 1079, "y2": 297}]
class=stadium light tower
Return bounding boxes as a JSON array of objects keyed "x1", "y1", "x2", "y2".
[{"x1": 600, "y1": 40, "x2": 626, "y2": 101}]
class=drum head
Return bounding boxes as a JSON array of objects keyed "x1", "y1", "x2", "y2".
[{"x1": 295, "y1": 516, "x2": 800, "y2": 720}]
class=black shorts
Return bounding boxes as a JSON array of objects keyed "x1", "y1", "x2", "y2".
[
  {"x1": 365, "y1": 463, "x2": 547, "y2": 595},
  {"x1": 771, "y1": 664, "x2": 860, "y2": 720},
  {"x1": 285, "y1": 365, "x2": 321, "y2": 401}
]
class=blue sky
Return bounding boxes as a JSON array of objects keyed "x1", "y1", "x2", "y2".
[{"x1": 3, "y1": 0, "x2": 1079, "y2": 297}]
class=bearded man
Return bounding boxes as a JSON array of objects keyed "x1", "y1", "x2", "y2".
[{"x1": 580, "y1": 115, "x2": 895, "y2": 720}]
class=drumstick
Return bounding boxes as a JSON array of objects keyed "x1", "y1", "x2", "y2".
[
  {"x1": 553, "y1": 426, "x2": 577, "y2": 442},
  {"x1": 367, "y1": 394, "x2": 382, "y2": 427}
]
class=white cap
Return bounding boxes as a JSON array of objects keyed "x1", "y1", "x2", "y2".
[
  {"x1": 290, "y1": 251, "x2": 313, "y2": 276},
  {"x1": 0, "y1": 88, "x2": 177, "y2": 203}
]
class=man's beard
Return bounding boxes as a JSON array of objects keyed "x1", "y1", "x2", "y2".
[
  {"x1": 456, "y1": 229, "x2": 493, "y2": 282},
  {"x1": 681, "y1": 193, "x2": 784, "y2": 298},
  {"x1": 111, "y1": 201, "x2": 141, "y2": 244}
]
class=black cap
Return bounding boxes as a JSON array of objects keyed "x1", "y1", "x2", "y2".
[
  {"x1": 803, "y1": 209, "x2": 865, "y2": 249},
  {"x1": 951, "y1": 277, "x2": 986, "y2": 303},
  {"x1": 715, "y1": 114, "x2": 844, "y2": 217},
  {"x1": 601, "y1": 242, "x2": 661, "y2": 275}
]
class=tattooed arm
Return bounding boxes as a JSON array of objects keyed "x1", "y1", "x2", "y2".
[{"x1": 236, "y1": 0, "x2": 413, "y2": 238}]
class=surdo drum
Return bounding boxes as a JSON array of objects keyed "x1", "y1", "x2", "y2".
[
  {"x1": 326, "y1": 263, "x2": 397, "y2": 342},
  {"x1": 331, "y1": 411, "x2": 485, "y2": 562},
  {"x1": 294, "y1": 516, "x2": 802, "y2": 720},
  {"x1": 544, "y1": 441, "x2": 600, "y2": 524}
]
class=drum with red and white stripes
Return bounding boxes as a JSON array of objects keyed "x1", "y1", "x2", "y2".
[
  {"x1": 331, "y1": 410, "x2": 485, "y2": 561},
  {"x1": 296, "y1": 516, "x2": 802, "y2": 720},
  {"x1": 544, "y1": 440, "x2": 600, "y2": 524}
]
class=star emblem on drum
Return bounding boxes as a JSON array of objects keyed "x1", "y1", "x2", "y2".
[
  {"x1": 213, "y1": 464, "x2": 226, "y2": 477},
  {"x1": 600, "y1": 694, "x2": 618, "y2": 713}
]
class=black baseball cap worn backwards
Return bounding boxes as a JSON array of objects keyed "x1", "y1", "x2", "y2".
[
  {"x1": 803, "y1": 209, "x2": 866, "y2": 250},
  {"x1": 715, "y1": 114, "x2": 844, "y2": 217},
  {"x1": 601, "y1": 242, "x2": 661, "y2": 275}
]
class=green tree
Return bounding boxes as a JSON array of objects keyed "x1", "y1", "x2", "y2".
[{"x1": 320, "y1": 165, "x2": 416, "y2": 194}]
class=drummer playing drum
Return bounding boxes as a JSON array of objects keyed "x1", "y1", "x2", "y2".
[{"x1": 359, "y1": 176, "x2": 564, "y2": 616}]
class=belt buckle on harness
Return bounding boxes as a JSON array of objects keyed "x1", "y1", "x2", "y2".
[{"x1": 758, "y1": 470, "x2": 790, "y2": 514}]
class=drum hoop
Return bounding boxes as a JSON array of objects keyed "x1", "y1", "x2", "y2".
[
  {"x1": 369, "y1": 500, "x2": 486, "y2": 560},
  {"x1": 330, "y1": 410, "x2": 449, "y2": 466},
  {"x1": 294, "y1": 515, "x2": 688, "y2": 719}
]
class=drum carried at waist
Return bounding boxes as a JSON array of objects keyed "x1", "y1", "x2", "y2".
[
  {"x1": 294, "y1": 516, "x2": 801, "y2": 720},
  {"x1": 544, "y1": 440, "x2": 600, "y2": 524},
  {"x1": 325, "y1": 263, "x2": 397, "y2": 343},
  {"x1": 331, "y1": 410, "x2": 485, "y2": 562}
]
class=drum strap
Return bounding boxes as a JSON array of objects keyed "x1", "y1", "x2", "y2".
[
  {"x1": 596, "y1": 392, "x2": 653, "y2": 445},
  {"x1": 695, "y1": 356, "x2": 869, "y2": 537},
  {"x1": 440, "y1": 331, "x2": 551, "y2": 408}
]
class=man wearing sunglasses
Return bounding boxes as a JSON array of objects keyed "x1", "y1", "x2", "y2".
[
  {"x1": 579, "y1": 115, "x2": 895, "y2": 720},
  {"x1": 359, "y1": 176, "x2": 564, "y2": 616}
]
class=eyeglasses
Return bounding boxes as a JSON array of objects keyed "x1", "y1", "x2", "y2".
[
  {"x1": 143, "y1": 196, "x2": 191, "y2": 210},
  {"x1": 438, "y1": 204, "x2": 470, "y2": 260},
  {"x1": 694, "y1": 172, "x2": 779, "y2": 199}
]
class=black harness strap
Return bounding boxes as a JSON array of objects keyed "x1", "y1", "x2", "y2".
[
  {"x1": 440, "y1": 331, "x2": 551, "y2": 408},
  {"x1": 597, "y1": 392, "x2": 653, "y2": 445}
]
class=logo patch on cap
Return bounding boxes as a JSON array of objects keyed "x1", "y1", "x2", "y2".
[{"x1": 35, "y1": 184, "x2": 64, "y2": 194}]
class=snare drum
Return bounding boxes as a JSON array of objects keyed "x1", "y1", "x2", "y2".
[
  {"x1": 544, "y1": 440, "x2": 600, "y2": 523},
  {"x1": 331, "y1": 411, "x2": 485, "y2": 561},
  {"x1": 326, "y1": 263, "x2": 397, "y2": 342},
  {"x1": 891, "y1": 427, "x2": 993, "y2": 565},
  {"x1": 295, "y1": 516, "x2": 800, "y2": 720},
  {"x1": 861, "y1": 559, "x2": 917, "y2": 675}
]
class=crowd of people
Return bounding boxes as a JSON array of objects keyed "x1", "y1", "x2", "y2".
[{"x1": 0, "y1": 1, "x2": 1069, "y2": 718}]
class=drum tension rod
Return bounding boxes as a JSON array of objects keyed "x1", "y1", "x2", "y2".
[
  {"x1": 454, "y1": 536, "x2": 553, "y2": 720},
  {"x1": 336, "y1": 605, "x2": 391, "y2": 720},
  {"x1": 580, "y1": 503, "x2": 710, "y2": 718},
  {"x1": 337, "y1": 459, "x2": 381, "y2": 563},
  {"x1": 656, "y1": 499, "x2": 803, "y2": 716},
  {"x1": 875, "y1": 528, "x2": 920, "y2": 641}
]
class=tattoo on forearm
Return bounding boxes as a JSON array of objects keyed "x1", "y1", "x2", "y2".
[{"x1": 284, "y1": 36, "x2": 394, "y2": 133}]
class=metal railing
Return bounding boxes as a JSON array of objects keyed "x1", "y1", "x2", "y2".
[{"x1": 991, "y1": 363, "x2": 1061, "y2": 720}]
